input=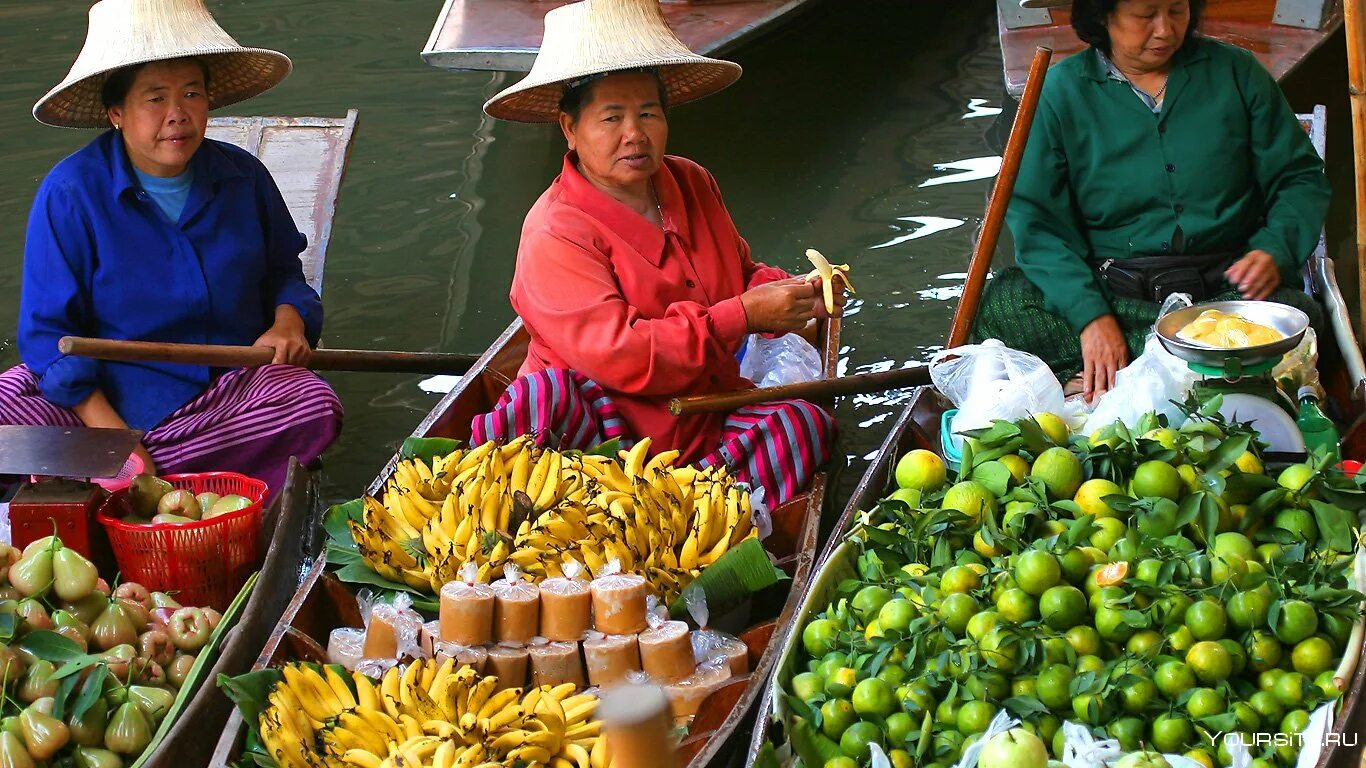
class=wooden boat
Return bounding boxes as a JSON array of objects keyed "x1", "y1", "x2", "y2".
[
  {"x1": 997, "y1": 0, "x2": 1343, "y2": 97},
  {"x1": 749, "y1": 107, "x2": 1366, "y2": 766},
  {"x1": 421, "y1": 0, "x2": 818, "y2": 72},
  {"x1": 211, "y1": 315, "x2": 841, "y2": 768},
  {"x1": 205, "y1": 110, "x2": 359, "y2": 296}
]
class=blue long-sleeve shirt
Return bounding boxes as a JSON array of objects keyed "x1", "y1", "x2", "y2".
[{"x1": 19, "y1": 130, "x2": 323, "y2": 431}]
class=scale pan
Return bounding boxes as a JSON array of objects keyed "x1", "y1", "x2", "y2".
[{"x1": 1154, "y1": 300, "x2": 1309, "y2": 369}]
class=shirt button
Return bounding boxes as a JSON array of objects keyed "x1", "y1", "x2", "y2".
[
  {"x1": 1166, "y1": 163, "x2": 1176, "y2": 173},
  {"x1": 1162, "y1": 242, "x2": 1170, "y2": 251},
  {"x1": 1158, "y1": 124, "x2": 1167, "y2": 134},
  {"x1": 1174, "y1": 204, "x2": 1184, "y2": 213},
  {"x1": 685, "y1": 279, "x2": 696, "y2": 288}
]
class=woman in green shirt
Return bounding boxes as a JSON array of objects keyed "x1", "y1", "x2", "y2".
[{"x1": 976, "y1": 0, "x2": 1329, "y2": 402}]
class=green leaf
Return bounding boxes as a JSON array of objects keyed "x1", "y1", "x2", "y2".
[
  {"x1": 330, "y1": 563, "x2": 439, "y2": 612},
  {"x1": 51, "y1": 670, "x2": 80, "y2": 720},
  {"x1": 71, "y1": 665, "x2": 108, "y2": 721},
  {"x1": 585, "y1": 438, "x2": 623, "y2": 458},
  {"x1": 971, "y1": 461, "x2": 1013, "y2": 499},
  {"x1": 1308, "y1": 501, "x2": 1354, "y2": 553},
  {"x1": 218, "y1": 668, "x2": 285, "y2": 745},
  {"x1": 50, "y1": 654, "x2": 105, "y2": 681},
  {"x1": 668, "y1": 537, "x2": 786, "y2": 615},
  {"x1": 399, "y1": 437, "x2": 462, "y2": 463},
  {"x1": 1003, "y1": 696, "x2": 1050, "y2": 719},
  {"x1": 1206, "y1": 434, "x2": 1251, "y2": 474},
  {"x1": 1198, "y1": 395, "x2": 1224, "y2": 417},
  {"x1": 323, "y1": 499, "x2": 364, "y2": 547},
  {"x1": 18, "y1": 631, "x2": 87, "y2": 664},
  {"x1": 790, "y1": 717, "x2": 844, "y2": 768}
]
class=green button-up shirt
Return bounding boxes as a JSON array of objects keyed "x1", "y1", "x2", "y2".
[{"x1": 1005, "y1": 37, "x2": 1330, "y2": 334}]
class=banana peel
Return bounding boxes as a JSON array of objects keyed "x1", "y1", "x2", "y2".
[{"x1": 804, "y1": 248, "x2": 856, "y2": 315}]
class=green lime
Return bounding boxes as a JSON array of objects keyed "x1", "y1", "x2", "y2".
[
  {"x1": 1184, "y1": 600, "x2": 1228, "y2": 641},
  {"x1": 1218, "y1": 638, "x2": 1247, "y2": 675},
  {"x1": 956, "y1": 700, "x2": 997, "y2": 736},
  {"x1": 895, "y1": 449, "x2": 947, "y2": 492},
  {"x1": 940, "y1": 565, "x2": 981, "y2": 594},
  {"x1": 1108, "y1": 716, "x2": 1145, "y2": 750},
  {"x1": 803, "y1": 618, "x2": 840, "y2": 658},
  {"x1": 1150, "y1": 713, "x2": 1195, "y2": 753},
  {"x1": 852, "y1": 585, "x2": 894, "y2": 623},
  {"x1": 996, "y1": 588, "x2": 1038, "y2": 623},
  {"x1": 1014, "y1": 550, "x2": 1062, "y2": 596},
  {"x1": 1039, "y1": 585, "x2": 1086, "y2": 630},
  {"x1": 1154, "y1": 661, "x2": 1196, "y2": 699},
  {"x1": 1031, "y1": 447, "x2": 1084, "y2": 500},
  {"x1": 1246, "y1": 630, "x2": 1284, "y2": 673},
  {"x1": 1315, "y1": 669, "x2": 1342, "y2": 699},
  {"x1": 884, "y1": 711, "x2": 915, "y2": 747},
  {"x1": 1248, "y1": 691, "x2": 1285, "y2": 726},
  {"x1": 820, "y1": 698, "x2": 857, "y2": 739},
  {"x1": 838, "y1": 720, "x2": 883, "y2": 762},
  {"x1": 1065, "y1": 625, "x2": 1101, "y2": 656},
  {"x1": 852, "y1": 678, "x2": 897, "y2": 718},
  {"x1": 1227, "y1": 590, "x2": 1270, "y2": 630},
  {"x1": 1037, "y1": 665, "x2": 1074, "y2": 711},
  {"x1": 1071, "y1": 693, "x2": 1107, "y2": 725},
  {"x1": 1133, "y1": 461, "x2": 1183, "y2": 500},
  {"x1": 823, "y1": 758, "x2": 858, "y2": 768},
  {"x1": 938, "y1": 592, "x2": 979, "y2": 634},
  {"x1": 1273, "y1": 508, "x2": 1318, "y2": 542},
  {"x1": 964, "y1": 670, "x2": 1009, "y2": 702},
  {"x1": 791, "y1": 671, "x2": 824, "y2": 702},
  {"x1": 1119, "y1": 677, "x2": 1158, "y2": 715},
  {"x1": 941, "y1": 480, "x2": 998, "y2": 525},
  {"x1": 1272, "y1": 671, "x2": 1312, "y2": 708},
  {"x1": 1126, "y1": 630, "x2": 1164, "y2": 660},
  {"x1": 1186, "y1": 641, "x2": 1233, "y2": 684},
  {"x1": 1274, "y1": 600, "x2": 1319, "y2": 645},
  {"x1": 1185, "y1": 688, "x2": 1225, "y2": 719},
  {"x1": 877, "y1": 598, "x2": 917, "y2": 634},
  {"x1": 966, "y1": 610, "x2": 1001, "y2": 641},
  {"x1": 825, "y1": 667, "x2": 858, "y2": 698}
]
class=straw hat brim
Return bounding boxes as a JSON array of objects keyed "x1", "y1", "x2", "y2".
[
  {"x1": 1019, "y1": 0, "x2": 1071, "y2": 8},
  {"x1": 34, "y1": 48, "x2": 292, "y2": 129},
  {"x1": 484, "y1": 56, "x2": 742, "y2": 123}
]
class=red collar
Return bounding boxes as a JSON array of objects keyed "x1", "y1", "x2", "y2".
[{"x1": 556, "y1": 152, "x2": 689, "y2": 266}]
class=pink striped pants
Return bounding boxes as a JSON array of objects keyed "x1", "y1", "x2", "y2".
[
  {"x1": 0, "y1": 364, "x2": 342, "y2": 498},
  {"x1": 471, "y1": 369, "x2": 834, "y2": 505}
]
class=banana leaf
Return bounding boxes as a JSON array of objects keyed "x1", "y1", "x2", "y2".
[
  {"x1": 399, "y1": 436, "x2": 462, "y2": 463},
  {"x1": 130, "y1": 572, "x2": 257, "y2": 768},
  {"x1": 668, "y1": 537, "x2": 787, "y2": 616},
  {"x1": 219, "y1": 662, "x2": 342, "y2": 768}
]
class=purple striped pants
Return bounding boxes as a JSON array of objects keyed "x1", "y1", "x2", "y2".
[
  {"x1": 471, "y1": 369, "x2": 834, "y2": 505},
  {"x1": 0, "y1": 364, "x2": 342, "y2": 498}
]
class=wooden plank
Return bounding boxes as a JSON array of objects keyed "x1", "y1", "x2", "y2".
[
  {"x1": 421, "y1": 0, "x2": 815, "y2": 72},
  {"x1": 205, "y1": 110, "x2": 359, "y2": 296},
  {"x1": 999, "y1": 0, "x2": 1343, "y2": 96}
]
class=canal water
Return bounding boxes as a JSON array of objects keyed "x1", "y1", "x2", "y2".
[{"x1": 0, "y1": 0, "x2": 1351, "y2": 514}]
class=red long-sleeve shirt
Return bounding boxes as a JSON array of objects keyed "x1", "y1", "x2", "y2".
[{"x1": 511, "y1": 153, "x2": 789, "y2": 462}]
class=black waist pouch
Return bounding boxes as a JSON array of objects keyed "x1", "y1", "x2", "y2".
[{"x1": 1095, "y1": 252, "x2": 1240, "y2": 303}]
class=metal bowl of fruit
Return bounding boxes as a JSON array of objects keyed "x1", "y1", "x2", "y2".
[{"x1": 1154, "y1": 300, "x2": 1309, "y2": 369}]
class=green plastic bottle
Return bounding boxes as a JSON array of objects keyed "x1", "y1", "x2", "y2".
[{"x1": 1296, "y1": 386, "x2": 1340, "y2": 461}]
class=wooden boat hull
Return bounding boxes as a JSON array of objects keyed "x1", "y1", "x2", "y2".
[
  {"x1": 749, "y1": 105, "x2": 1366, "y2": 765},
  {"x1": 421, "y1": 0, "x2": 817, "y2": 72},
  {"x1": 217, "y1": 317, "x2": 840, "y2": 767},
  {"x1": 998, "y1": 0, "x2": 1343, "y2": 97}
]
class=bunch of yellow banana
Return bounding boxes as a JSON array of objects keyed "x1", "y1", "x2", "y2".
[
  {"x1": 350, "y1": 435, "x2": 757, "y2": 604},
  {"x1": 258, "y1": 659, "x2": 608, "y2": 768}
]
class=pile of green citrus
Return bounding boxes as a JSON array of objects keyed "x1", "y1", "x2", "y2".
[{"x1": 778, "y1": 407, "x2": 1364, "y2": 768}]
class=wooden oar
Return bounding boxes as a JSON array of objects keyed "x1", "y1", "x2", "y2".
[
  {"x1": 1347, "y1": 0, "x2": 1366, "y2": 342},
  {"x1": 58, "y1": 336, "x2": 478, "y2": 375},
  {"x1": 670, "y1": 46, "x2": 1055, "y2": 417}
]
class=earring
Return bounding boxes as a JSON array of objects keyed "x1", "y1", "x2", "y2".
[{"x1": 113, "y1": 123, "x2": 120, "y2": 130}]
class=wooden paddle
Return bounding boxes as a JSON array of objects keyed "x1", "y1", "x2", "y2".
[
  {"x1": 1347, "y1": 0, "x2": 1366, "y2": 343},
  {"x1": 59, "y1": 336, "x2": 478, "y2": 375},
  {"x1": 670, "y1": 46, "x2": 1055, "y2": 417}
]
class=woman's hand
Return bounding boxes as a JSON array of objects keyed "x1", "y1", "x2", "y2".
[
  {"x1": 1225, "y1": 250, "x2": 1281, "y2": 300},
  {"x1": 253, "y1": 305, "x2": 312, "y2": 365},
  {"x1": 740, "y1": 278, "x2": 819, "y2": 334},
  {"x1": 133, "y1": 443, "x2": 156, "y2": 475},
  {"x1": 1079, "y1": 314, "x2": 1128, "y2": 404},
  {"x1": 806, "y1": 274, "x2": 850, "y2": 319}
]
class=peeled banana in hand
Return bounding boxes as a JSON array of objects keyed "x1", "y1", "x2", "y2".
[{"x1": 804, "y1": 248, "x2": 856, "y2": 315}]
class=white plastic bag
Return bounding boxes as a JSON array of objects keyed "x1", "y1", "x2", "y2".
[
  {"x1": 930, "y1": 340, "x2": 1065, "y2": 449},
  {"x1": 1081, "y1": 294, "x2": 1197, "y2": 434},
  {"x1": 739, "y1": 333, "x2": 823, "y2": 388}
]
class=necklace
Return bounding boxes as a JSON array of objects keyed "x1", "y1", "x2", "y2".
[
  {"x1": 649, "y1": 182, "x2": 664, "y2": 226},
  {"x1": 1152, "y1": 78, "x2": 1169, "y2": 102}
]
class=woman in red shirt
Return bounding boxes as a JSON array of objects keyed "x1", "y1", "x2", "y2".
[{"x1": 474, "y1": 0, "x2": 843, "y2": 504}]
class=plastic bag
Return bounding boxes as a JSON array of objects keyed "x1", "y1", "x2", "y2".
[
  {"x1": 1081, "y1": 294, "x2": 1198, "y2": 434},
  {"x1": 950, "y1": 710, "x2": 1019, "y2": 768},
  {"x1": 930, "y1": 340, "x2": 1065, "y2": 449},
  {"x1": 1274, "y1": 327, "x2": 1323, "y2": 400},
  {"x1": 739, "y1": 333, "x2": 823, "y2": 388}
]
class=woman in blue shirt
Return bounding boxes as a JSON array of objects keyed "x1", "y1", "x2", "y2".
[{"x1": 3, "y1": 0, "x2": 342, "y2": 496}]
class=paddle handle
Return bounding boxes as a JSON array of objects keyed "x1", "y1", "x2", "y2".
[
  {"x1": 58, "y1": 337, "x2": 478, "y2": 374},
  {"x1": 947, "y1": 46, "x2": 1053, "y2": 348},
  {"x1": 669, "y1": 366, "x2": 931, "y2": 415}
]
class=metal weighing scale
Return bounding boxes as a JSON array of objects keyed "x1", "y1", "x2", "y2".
[
  {"x1": 0, "y1": 425, "x2": 141, "y2": 572},
  {"x1": 1155, "y1": 301, "x2": 1312, "y2": 456}
]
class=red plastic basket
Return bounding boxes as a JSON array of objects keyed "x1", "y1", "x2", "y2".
[{"x1": 95, "y1": 472, "x2": 268, "y2": 610}]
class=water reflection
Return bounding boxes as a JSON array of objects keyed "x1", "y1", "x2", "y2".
[{"x1": 1, "y1": 0, "x2": 1009, "y2": 512}]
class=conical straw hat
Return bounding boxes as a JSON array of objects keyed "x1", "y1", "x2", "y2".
[
  {"x1": 483, "y1": 0, "x2": 742, "y2": 123},
  {"x1": 34, "y1": 0, "x2": 291, "y2": 128}
]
